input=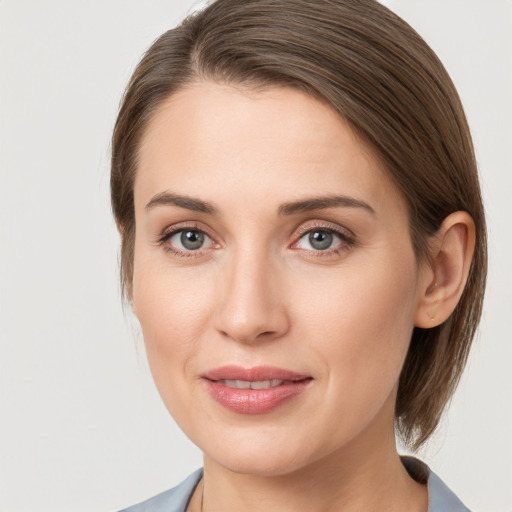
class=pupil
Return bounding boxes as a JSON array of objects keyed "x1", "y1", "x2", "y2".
[
  {"x1": 181, "y1": 230, "x2": 204, "y2": 250},
  {"x1": 309, "y1": 230, "x2": 332, "y2": 250}
]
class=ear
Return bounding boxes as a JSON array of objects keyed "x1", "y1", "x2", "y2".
[{"x1": 415, "y1": 211, "x2": 476, "y2": 328}]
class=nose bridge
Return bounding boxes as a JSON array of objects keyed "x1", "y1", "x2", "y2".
[{"x1": 215, "y1": 242, "x2": 288, "y2": 343}]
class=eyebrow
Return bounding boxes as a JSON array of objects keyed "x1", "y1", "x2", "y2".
[
  {"x1": 145, "y1": 192, "x2": 217, "y2": 214},
  {"x1": 278, "y1": 196, "x2": 375, "y2": 216},
  {"x1": 145, "y1": 192, "x2": 375, "y2": 217}
]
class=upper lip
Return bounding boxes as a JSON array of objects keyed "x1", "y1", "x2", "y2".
[{"x1": 202, "y1": 365, "x2": 311, "y2": 382}]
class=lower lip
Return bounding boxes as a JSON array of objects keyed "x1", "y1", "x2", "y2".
[{"x1": 203, "y1": 379, "x2": 312, "y2": 414}]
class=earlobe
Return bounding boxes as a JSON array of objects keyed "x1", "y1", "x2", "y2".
[{"x1": 415, "y1": 211, "x2": 476, "y2": 328}]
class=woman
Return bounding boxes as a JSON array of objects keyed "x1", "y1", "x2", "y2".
[{"x1": 111, "y1": 1, "x2": 486, "y2": 510}]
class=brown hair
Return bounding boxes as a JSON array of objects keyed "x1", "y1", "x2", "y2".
[{"x1": 111, "y1": 0, "x2": 487, "y2": 450}]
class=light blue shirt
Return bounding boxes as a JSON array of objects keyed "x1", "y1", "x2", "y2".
[{"x1": 119, "y1": 457, "x2": 470, "y2": 512}]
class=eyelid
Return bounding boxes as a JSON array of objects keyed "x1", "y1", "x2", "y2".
[
  {"x1": 291, "y1": 220, "x2": 355, "y2": 242},
  {"x1": 158, "y1": 221, "x2": 214, "y2": 241},
  {"x1": 289, "y1": 220, "x2": 356, "y2": 255}
]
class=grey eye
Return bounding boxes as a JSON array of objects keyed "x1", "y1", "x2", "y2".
[
  {"x1": 295, "y1": 229, "x2": 344, "y2": 251},
  {"x1": 171, "y1": 230, "x2": 207, "y2": 251},
  {"x1": 308, "y1": 230, "x2": 333, "y2": 250}
]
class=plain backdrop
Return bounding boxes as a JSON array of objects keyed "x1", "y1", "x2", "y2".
[{"x1": 1, "y1": 1, "x2": 510, "y2": 511}]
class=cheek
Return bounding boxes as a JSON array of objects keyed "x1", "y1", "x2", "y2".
[
  {"x1": 295, "y1": 253, "x2": 417, "y2": 342},
  {"x1": 131, "y1": 253, "x2": 215, "y2": 400},
  {"x1": 293, "y1": 253, "x2": 418, "y2": 420}
]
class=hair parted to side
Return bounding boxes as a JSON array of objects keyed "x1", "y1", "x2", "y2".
[{"x1": 111, "y1": 0, "x2": 487, "y2": 450}]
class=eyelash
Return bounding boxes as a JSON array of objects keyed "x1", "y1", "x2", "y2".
[
  {"x1": 291, "y1": 222, "x2": 355, "y2": 257},
  {"x1": 157, "y1": 222, "x2": 217, "y2": 258},
  {"x1": 156, "y1": 222, "x2": 355, "y2": 259}
]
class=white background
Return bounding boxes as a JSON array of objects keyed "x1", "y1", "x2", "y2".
[{"x1": 1, "y1": 1, "x2": 510, "y2": 511}]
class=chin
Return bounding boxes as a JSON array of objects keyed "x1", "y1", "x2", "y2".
[
  {"x1": 196, "y1": 424, "x2": 327, "y2": 478},
  {"x1": 214, "y1": 450, "x2": 309, "y2": 477}
]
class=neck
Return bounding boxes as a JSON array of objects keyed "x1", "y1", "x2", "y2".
[{"x1": 194, "y1": 429, "x2": 427, "y2": 512}]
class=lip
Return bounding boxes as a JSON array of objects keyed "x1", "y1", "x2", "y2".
[{"x1": 201, "y1": 365, "x2": 313, "y2": 414}]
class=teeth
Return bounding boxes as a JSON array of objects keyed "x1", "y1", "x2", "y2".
[
  {"x1": 219, "y1": 379, "x2": 285, "y2": 389},
  {"x1": 225, "y1": 379, "x2": 251, "y2": 389},
  {"x1": 250, "y1": 380, "x2": 272, "y2": 389}
]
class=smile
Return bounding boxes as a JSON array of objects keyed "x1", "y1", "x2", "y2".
[
  {"x1": 215, "y1": 379, "x2": 287, "y2": 389},
  {"x1": 202, "y1": 366, "x2": 313, "y2": 414}
]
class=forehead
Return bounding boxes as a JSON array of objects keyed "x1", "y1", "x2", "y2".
[{"x1": 135, "y1": 82, "x2": 404, "y2": 216}]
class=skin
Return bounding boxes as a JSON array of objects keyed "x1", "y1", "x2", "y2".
[{"x1": 130, "y1": 82, "x2": 474, "y2": 512}]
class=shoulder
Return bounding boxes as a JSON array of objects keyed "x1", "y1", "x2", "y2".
[
  {"x1": 401, "y1": 456, "x2": 471, "y2": 512},
  {"x1": 427, "y1": 470, "x2": 471, "y2": 512},
  {"x1": 118, "y1": 468, "x2": 203, "y2": 512}
]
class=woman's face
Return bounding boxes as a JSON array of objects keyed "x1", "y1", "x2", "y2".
[{"x1": 132, "y1": 83, "x2": 429, "y2": 476}]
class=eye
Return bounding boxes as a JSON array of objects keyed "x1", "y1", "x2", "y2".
[
  {"x1": 169, "y1": 229, "x2": 211, "y2": 251},
  {"x1": 156, "y1": 224, "x2": 218, "y2": 259},
  {"x1": 295, "y1": 228, "x2": 347, "y2": 252}
]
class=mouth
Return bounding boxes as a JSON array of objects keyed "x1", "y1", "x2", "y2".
[
  {"x1": 214, "y1": 378, "x2": 295, "y2": 389},
  {"x1": 201, "y1": 366, "x2": 313, "y2": 414}
]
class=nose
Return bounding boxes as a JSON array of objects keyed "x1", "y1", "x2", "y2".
[{"x1": 214, "y1": 248, "x2": 290, "y2": 344}]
